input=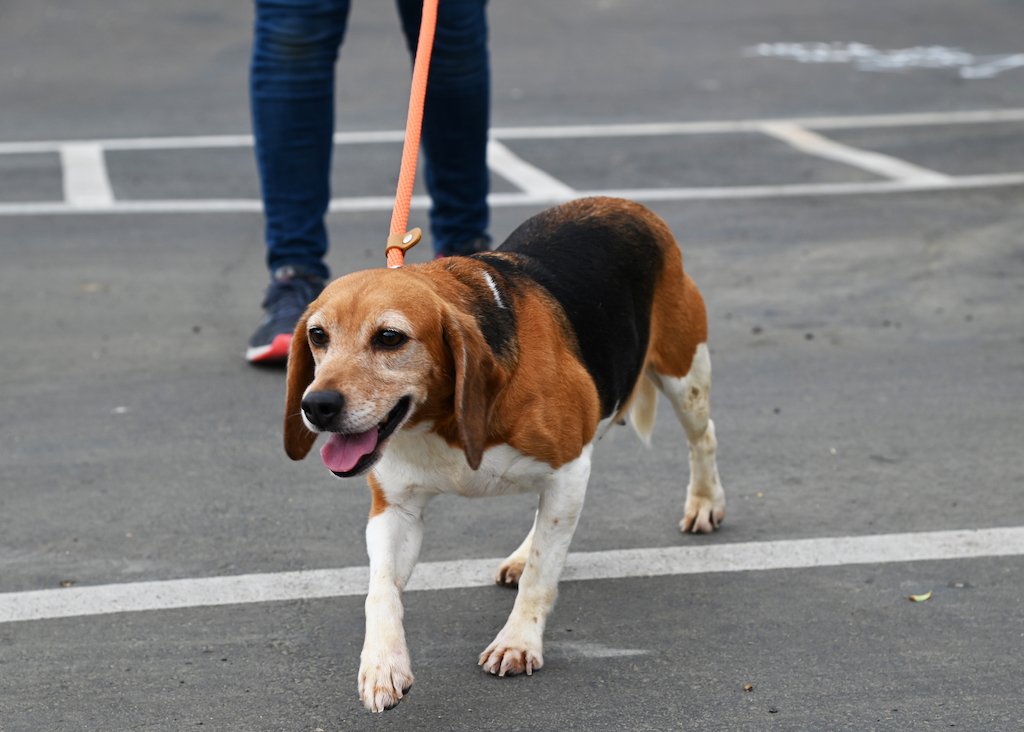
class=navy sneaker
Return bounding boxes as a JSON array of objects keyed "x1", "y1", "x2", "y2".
[{"x1": 246, "y1": 265, "x2": 325, "y2": 364}]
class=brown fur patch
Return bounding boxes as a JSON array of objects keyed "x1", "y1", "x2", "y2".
[
  {"x1": 283, "y1": 310, "x2": 319, "y2": 460},
  {"x1": 642, "y1": 211, "x2": 708, "y2": 379},
  {"x1": 409, "y1": 258, "x2": 602, "y2": 469},
  {"x1": 367, "y1": 473, "x2": 390, "y2": 518},
  {"x1": 485, "y1": 289, "x2": 601, "y2": 467}
]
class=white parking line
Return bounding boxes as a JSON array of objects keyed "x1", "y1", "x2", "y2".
[
  {"x1": 3, "y1": 172, "x2": 1024, "y2": 217},
  {"x1": 59, "y1": 143, "x2": 114, "y2": 208},
  {"x1": 586, "y1": 172, "x2": 1024, "y2": 200},
  {"x1": 486, "y1": 140, "x2": 577, "y2": 198},
  {"x1": 2, "y1": 108, "x2": 1023, "y2": 156},
  {"x1": 2, "y1": 525, "x2": 1022, "y2": 624},
  {"x1": 760, "y1": 122, "x2": 952, "y2": 183},
  {"x1": 3, "y1": 108, "x2": 1024, "y2": 216}
]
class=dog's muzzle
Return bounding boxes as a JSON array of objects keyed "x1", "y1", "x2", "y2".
[{"x1": 316, "y1": 396, "x2": 411, "y2": 477}]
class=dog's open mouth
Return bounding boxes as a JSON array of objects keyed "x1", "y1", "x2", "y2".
[{"x1": 319, "y1": 397, "x2": 411, "y2": 477}]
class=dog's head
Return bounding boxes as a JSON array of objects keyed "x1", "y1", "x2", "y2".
[{"x1": 284, "y1": 265, "x2": 505, "y2": 476}]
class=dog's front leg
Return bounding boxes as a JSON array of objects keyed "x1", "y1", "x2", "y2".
[
  {"x1": 359, "y1": 495, "x2": 428, "y2": 712},
  {"x1": 479, "y1": 445, "x2": 593, "y2": 676}
]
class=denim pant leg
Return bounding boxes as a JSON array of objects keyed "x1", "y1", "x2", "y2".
[
  {"x1": 397, "y1": 0, "x2": 491, "y2": 256},
  {"x1": 250, "y1": 0, "x2": 350, "y2": 281}
]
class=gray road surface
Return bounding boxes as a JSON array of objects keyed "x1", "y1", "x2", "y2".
[{"x1": 2, "y1": 0, "x2": 1024, "y2": 729}]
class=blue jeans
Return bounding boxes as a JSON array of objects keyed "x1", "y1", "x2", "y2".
[{"x1": 251, "y1": 0, "x2": 491, "y2": 279}]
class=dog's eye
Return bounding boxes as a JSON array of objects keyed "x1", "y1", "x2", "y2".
[
  {"x1": 375, "y1": 329, "x2": 407, "y2": 349},
  {"x1": 308, "y1": 327, "x2": 329, "y2": 347}
]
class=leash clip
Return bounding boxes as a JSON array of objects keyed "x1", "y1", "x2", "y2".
[{"x1": 386, "y1": 228, "x2": 422, "y2": 268}]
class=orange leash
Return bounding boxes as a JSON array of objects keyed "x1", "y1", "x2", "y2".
[{"x1": 386, "y1": 0, "x2": 439, "y2": 268}]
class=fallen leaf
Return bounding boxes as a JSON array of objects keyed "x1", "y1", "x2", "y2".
[{"x1": 909, "y1": 590, "x2": 932, "y2": 602}]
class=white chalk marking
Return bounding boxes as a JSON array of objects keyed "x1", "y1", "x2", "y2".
[
  {"x1": 747, "y1": 43, "x2": 975, "y2": 71},
  {"x1": 2, "y1": 526, "x2": 1023, "y2": 624},
  {"x1": 747, "y1": 42, "x2": 1024, "y2": 79},
  {"x1": 546, "y1": 642, "x2": 648, "y2": 660},
  {"x1": 59, "y1": 143, "x2": 114, "y2": 209},
  {"x1": 486, "y1": 139, "x2": 576, "y2": 198},
  {"x1": 760, "y1": 122, "x2": 952, "y2": 183},
  {"x1": 961, "y1": 54, "x2": 1024, "y2": 80}
]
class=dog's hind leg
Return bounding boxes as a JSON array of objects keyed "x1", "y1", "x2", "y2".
[
  {"x1": 494, "y1": 512, "x2": 536, "y2": 587},
  {"x1": 646, "y1": 266, "x2": 725, "y2": 533},
  {"x1": 648, "y1": 343, "x2": 725, "y2": 533}
]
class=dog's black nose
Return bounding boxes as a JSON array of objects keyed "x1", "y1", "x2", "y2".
[{"x1": 302, "y1": 390, "x2": 344, "y2": 429}]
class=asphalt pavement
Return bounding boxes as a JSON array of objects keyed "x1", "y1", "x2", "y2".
[{"x1": 2, "y1": 0, "x2": 1024, "y2": 729}]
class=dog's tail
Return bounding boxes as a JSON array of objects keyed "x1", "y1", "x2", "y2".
[{"x1": 629, "y1": 373, "x2": 658, "y2": 446}]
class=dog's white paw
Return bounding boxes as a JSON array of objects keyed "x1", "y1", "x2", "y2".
[
  {"x1": 680, "y1": 491, "x2": 725, "y2": 534},
  {"x1": 493, "y1": 557, "x2": 526, "y2": 587},
  {"x1": 478, "y1": 628, "x2": 543, "y2": 676},
  {"x1": 359, "y1": 647, "x2": 414, "y2": 713}
]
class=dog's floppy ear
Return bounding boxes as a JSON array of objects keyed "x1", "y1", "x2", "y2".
[
  {"x1": 443, "y1": 308, "x2": 506, "y2": 470},
  {"x1": 283, "y1": 312, "x2": 318, "y2": 460}
]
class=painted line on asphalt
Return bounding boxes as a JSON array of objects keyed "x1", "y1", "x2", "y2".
[
  {"x1": 490, "y1": 108, "x2": 1024, "y2": 139},
  {"x1": 586, "y1": 172, "x2": 1024, "y2": 200},
  {"x1": 2, "y1": 526, "x2": 1022, "y2": 625},
  {"x1": 486, "y1": 140, "x2": 577, "y2": 198},
  {"x1": 59, "y1": 143, "x2": 114, "y2": 208},
  {"x1": 760, "y1": 122, "x2": 952, "y2": 183},
  {"x1": 3, "y1": 108, "x2": 1024, "y2": 155},
  {"x1": 3, "y1": 172, "x2": 1024, "y2": 217}
]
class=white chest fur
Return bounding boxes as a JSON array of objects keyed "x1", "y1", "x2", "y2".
[{"x1": 373, "y1": 423, "x2": 564, "y2": 501}]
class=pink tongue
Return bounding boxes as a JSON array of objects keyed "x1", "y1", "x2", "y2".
[{"x1": 320, "y1": 429, "x2": 379, "y2": 473}]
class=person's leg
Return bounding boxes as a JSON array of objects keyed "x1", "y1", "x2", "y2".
[
  {"x1": 251, "y1": 0, "x2": 351, "y2": 280},
  {"x1": 248, "y1": 0, "x2": 350, "y2": 362},
  {"x1": 397, "y1": 0, "x2": 491, "y2": 256}
]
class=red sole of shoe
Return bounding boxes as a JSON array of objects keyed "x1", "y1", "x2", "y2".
[{"x1": 246, "y1": 333, "x2": 292, "y2": 364}]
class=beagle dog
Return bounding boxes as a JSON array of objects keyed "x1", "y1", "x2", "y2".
[{"x1": 284, "y1": 197, "x2": 725, "y2": 712}]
